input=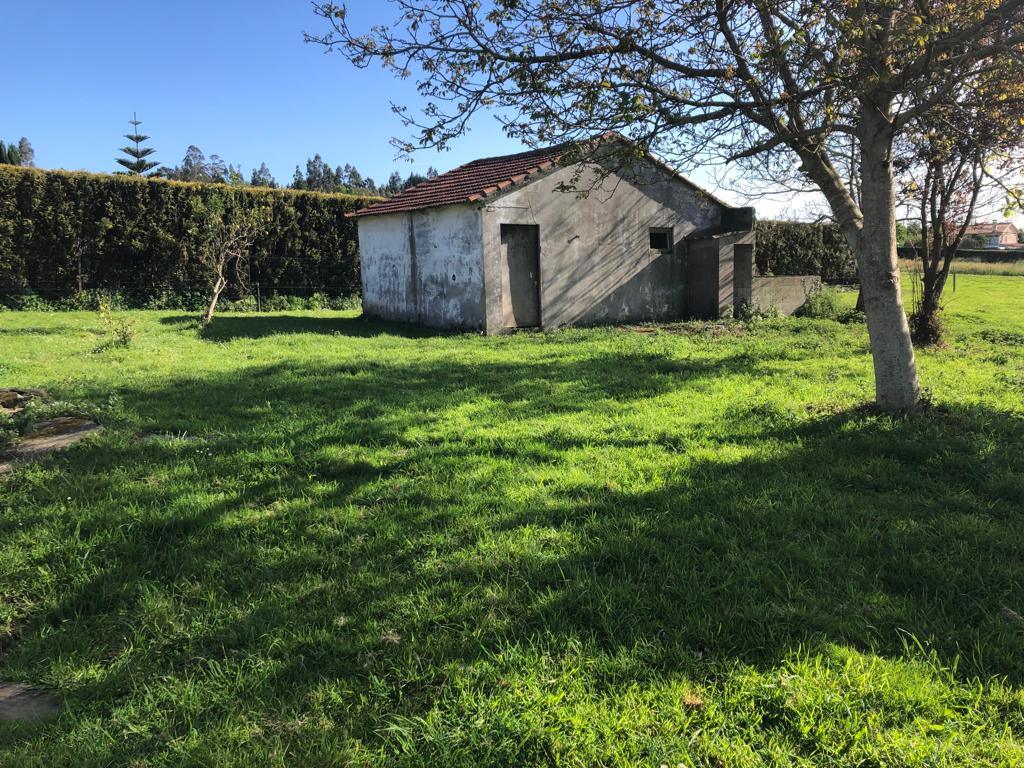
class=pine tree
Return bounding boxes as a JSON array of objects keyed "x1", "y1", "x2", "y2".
[
  {"x1": 17, "y1": 137, "x2": 35, "y2": 167},
  {"x1": 5, "y1": 143, "x2": 20, "y2": 166},
  {"x1": 0, "y1": 141, "x2": 7, "y2": 164},
  {"x1": 250, "y1": 163, "x2": 277, "y2": 188},
  {"x1": 385, "y1": 171, "x2": 403, "y2": 196},
  {"x1": 403, "y1": 172, "x2": 428, "y2": 190},
  {"x1": 306, "y1": 155, "x2": 329, "y2": 191},
  {"x1": 116, "y1": 113, "x2": 160, "y2": 176}
]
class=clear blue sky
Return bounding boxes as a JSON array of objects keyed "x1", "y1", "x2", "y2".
[
  {"x1": 1, "y1": 0, "x2": 528, "y2": 186},
  {"x1": 3, "y1": 0, "x2": 790, "y2": 211},
  {"x1": 7, "y1": 2, "x2": 1013, "y2": 222}
]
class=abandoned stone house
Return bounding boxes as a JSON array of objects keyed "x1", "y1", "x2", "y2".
[{"x1": 349, "y1": 133, "x2": 813, "y2": 332}]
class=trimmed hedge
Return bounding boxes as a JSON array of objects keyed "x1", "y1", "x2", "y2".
[
  {"x1": 0, "y1": 165, "x2": 379, "y2": 305},
  {"x1": 898, "y1": 246, "x2": 1024, "y2": 262},
  {"x1": 754, "y1": 219, "x2": 857, "y2": 279}
]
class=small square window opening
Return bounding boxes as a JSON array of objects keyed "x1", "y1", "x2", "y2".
[{"x1": 649, "y1": 228, "x2": 672, "y2": 252}]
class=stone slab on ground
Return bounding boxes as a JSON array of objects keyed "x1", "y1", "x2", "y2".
[
  {"x1": 1, "y1": 417, "x2": 104, "y2": 480},
  {"x1": 0, "y1": 682, "x2": 62, "y2": 722},
  {"x1": 8, "y1": 417, "x2": 103, "y2": 459}
]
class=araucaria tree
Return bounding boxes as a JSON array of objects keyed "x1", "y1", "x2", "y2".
[
  {"x1": 116, "y1": 113, "x2": 160, "y2": 176},
  {"x1": 309, "y1": 0, "x2": 1024, "y2": 411}
]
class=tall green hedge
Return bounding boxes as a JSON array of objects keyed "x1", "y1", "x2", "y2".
[
  {"x1": 0, "y1": 165, "x2": 379, "y2": 304},
  {"x1": 754, "y1": 219, "x2": 857, "y2": 279}
]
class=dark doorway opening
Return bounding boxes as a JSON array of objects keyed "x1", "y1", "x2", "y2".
[{"x1": 500, "y1": 224, "x2": 541, "y2": 328}]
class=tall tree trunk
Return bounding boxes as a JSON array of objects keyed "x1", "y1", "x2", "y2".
[
  {"x1": 912, "y1": 246, "x2": 952, "y2": 345},
  {"x1": 855, "y1": 112, "x2": 921, "y2": 411}
]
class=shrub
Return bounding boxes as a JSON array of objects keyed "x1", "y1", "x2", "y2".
[
  {"x1": 909, "y1": 306, "x2": 945, "y2": 346},
  {"x1": 737, "y1": 302, "x2": 780, "y2": 322},
  {"x1": 798, "y1": 287, "x2": 845, "y2": 319},
  {"x1": 795, "y1": 286, "x2": 864, "y2": 323},
  {"x1": 0, "y1": 165, "x2": 379, "y2": 306},
  {"x1": 96, "y1": 295, "x2": 136, "y2": 349},
  {"x1": 225, "y1": 295, "x2": 259, "y2": 313}
]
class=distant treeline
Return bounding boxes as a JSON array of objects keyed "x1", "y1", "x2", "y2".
[
  {"x1": 157, "y1": 145, "x2": 438, "y2": 198},
  {"x1": 0, "y1": 165, "x2": 378, "y2": 306}
]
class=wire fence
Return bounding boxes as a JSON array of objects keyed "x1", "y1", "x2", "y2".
[{"x1": 0, "y1": 279, "x2": 361, "y2": 310}]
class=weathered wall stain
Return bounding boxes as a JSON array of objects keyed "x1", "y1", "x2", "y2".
[{"x1": 359, "y1": 205, "x2": 485, "y2": 329}]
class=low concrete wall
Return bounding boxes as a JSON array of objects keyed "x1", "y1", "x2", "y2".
[{"x1": 751, "y1": 275, "x2": 821, "y2": 315}]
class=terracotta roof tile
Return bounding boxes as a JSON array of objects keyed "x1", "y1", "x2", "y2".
[
  {"x1": 346, "y1": 136, "x2": 613, "y2": 218},
  {"x1": 346, "y1": 132, "x2": 734, "y2": 218},
  {"x1": 964, "y1": 221, "x2": 1019, "y2": 235}
]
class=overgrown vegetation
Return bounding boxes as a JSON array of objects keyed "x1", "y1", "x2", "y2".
[
  {"x1": 796, "y1": 286, "x2": 865, "y2": 324},
  {"x1": 0, "y1": 274, "x2": 1022, "y2": 766},
  {"x1": 0, "y1": 165, "x2": 376, "y2": 305}
]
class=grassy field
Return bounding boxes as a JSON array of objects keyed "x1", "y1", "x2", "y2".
[
  {"x1": 899, "y1": 257, "x2": 1024, "y2": 277},
  {"x1": 1, "y1": 274, "x2": 1023, "y2": 767}
]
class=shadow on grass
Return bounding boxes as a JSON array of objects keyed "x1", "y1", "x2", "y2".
[
  {"x1": 159, "y1": 313, "x2": 458, "y2": 340},
  {"x1": 2, "y1": 345, "x2": 1023, "y2": 761}
]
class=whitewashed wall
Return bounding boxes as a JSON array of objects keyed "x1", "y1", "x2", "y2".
[{"x1": 357, "y1": 205, "x2": 486, "y2": 329}]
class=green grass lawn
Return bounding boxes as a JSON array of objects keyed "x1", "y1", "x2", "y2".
[
  {"x1": 899, "y1": 258, "x2": 1024, "y2": 277},
  {"x1": 1, "y1": 274, "x2": 1023, "y2": 767}
]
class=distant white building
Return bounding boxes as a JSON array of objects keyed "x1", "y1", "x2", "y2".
[{"x1": 963, "y1": 221, "x2": 1020, "y2": 249}]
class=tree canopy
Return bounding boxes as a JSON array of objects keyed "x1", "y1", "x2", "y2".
[{"x1": 309, "y1": 0, "x2": 1024, "y2": 411}]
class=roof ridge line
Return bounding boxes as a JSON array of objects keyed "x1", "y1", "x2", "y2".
[{"x1": 346, "y1": 132, "x2": 733, "y2": 218}]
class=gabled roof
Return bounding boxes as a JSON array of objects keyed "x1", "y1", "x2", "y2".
[
  {"x1": 963, "y1": 221, "x2": 1019, "y2": 236},
  {"x1": 347, "y1": 133, "x2": 731, "y2": 218}
]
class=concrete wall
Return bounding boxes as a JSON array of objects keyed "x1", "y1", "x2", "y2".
[
  {"x1": 733, "y1": 243, "x2": 754, "y2": 311},
  {"x1": 751, "y1": 275, "x2": 822, "y2": 315},
  {"x1": 480, "y1": 159, "x2": 724, "y2": 333},
  {"x1": 685, "y1": 232, "x2": 756, "y2": 319},
  {"x1": 685, "y1": 238, "x2": 723, "y2": 319},
  {"x1": 358, "y1": 205, "x2": 486, "y2": 330}
]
